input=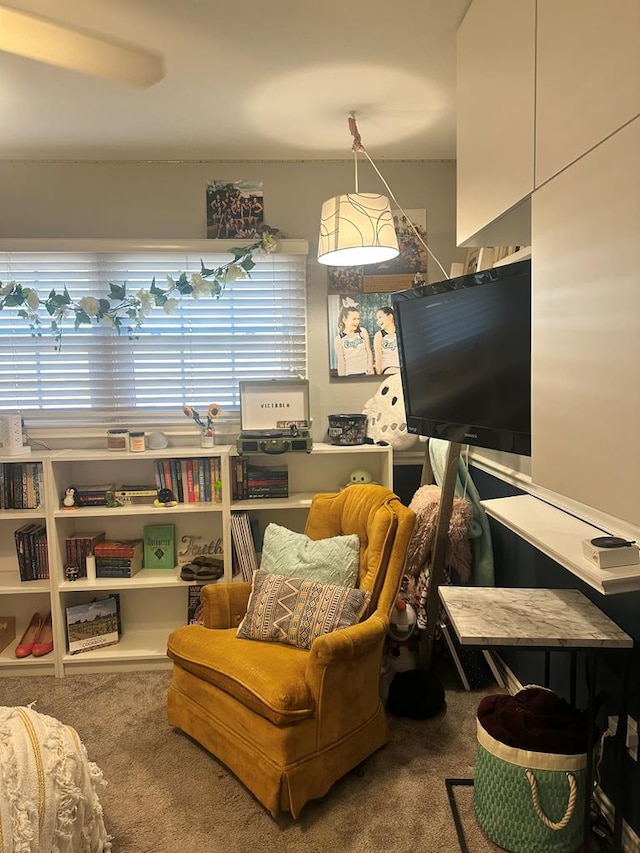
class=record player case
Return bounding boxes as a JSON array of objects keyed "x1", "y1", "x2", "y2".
[{"x1": 237, "y1": 379, "x2": 313, "y2": 455}]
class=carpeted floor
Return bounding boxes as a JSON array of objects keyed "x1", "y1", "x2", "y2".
[{"x1": 1, "y1": 661, "x2": 512, "y2": 853}]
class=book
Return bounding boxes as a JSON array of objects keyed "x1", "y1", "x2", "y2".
[
  {"x1": 73, "y1": 483, "x2": 116, "y2": 508},
  {"x1": 66, "y1": 597, "x2": 120, "y2": 654},
  {"x1": 65, "y1": 531, "x2": 106, "y2": 576},
  {"x1": 230, "y1": 512, "x2": 259, "y2": 582},
  {"x1": 187, "y1": 585, "x2": 205, "y2": 624},
  {"x1": 95, "y1": 564, "x2": 142, "y2": 578},
  {"x1": 95, "y1": 539, "x2": 143, "y2": 577},
  {"x1": 113, "y1": 484, "x2": 157, "y2": 506},
  {"x1": 143, "y1": 523, "x2": 175, "y2": 569},
  {"x1": 94, "y1": 539, "x2": 143, "y2": 558},
  {"x1": 92, "y1": 593, "x2": 122, "y2": 637}
]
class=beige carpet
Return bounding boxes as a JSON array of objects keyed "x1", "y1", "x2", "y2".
[{"x1": 1, "y1": 666, "x2": 508, "y2": 853}]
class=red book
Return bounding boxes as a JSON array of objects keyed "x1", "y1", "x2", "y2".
[
  {"x1": 185, "y1": 460, "x2": 195, "y2": 503},
  {"x1": 94, "y1": 539, "x2": 143, "y2": 558}
]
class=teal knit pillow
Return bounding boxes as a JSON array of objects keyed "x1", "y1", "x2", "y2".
[{"x1": 260, "y1": 522, "x2": 360, "y2": 587}]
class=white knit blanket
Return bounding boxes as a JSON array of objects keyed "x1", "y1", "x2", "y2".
[{"x1": 0, "y1": 706, "x2": 112, "y2": 853}]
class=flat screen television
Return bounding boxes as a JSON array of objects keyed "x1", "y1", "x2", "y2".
[{"x1": 392, "y1": 258, "x2": 531, "y2": 456}]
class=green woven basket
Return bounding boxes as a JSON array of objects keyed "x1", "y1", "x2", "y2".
[{"x1": 473, "y1": 721, "x2": 587, "y2": 853}]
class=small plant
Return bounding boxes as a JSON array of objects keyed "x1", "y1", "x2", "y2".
[{"x1": 182, "y1": 403, "x2": 222, "y2": 435}]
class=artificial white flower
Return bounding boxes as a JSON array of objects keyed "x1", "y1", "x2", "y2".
[
  {"x1": 261, "y1": 232, "x2": 278, "y2": 253},
  {"x1": 0, "y1": 280, "x2": 16, "y2": 297},
  {"x1": 135, "y1": 289, "x2": 155, "y2": 315},
  {"x1": 189, "y1": 273, "x2": 211, "y2": 298},
  {"x1": 77, "y1": 295, "x2": 100, "y2": 317},
  {"x1": 24, "y1": 288, "x2": 42, "y2": 311},
  {"x1": 166, "y1": 275, "x2": 176, "y2": 291},
  {"x1": 224, "y1": 265, "x2": 249, "y2": 283},
  {"x1": 163, "y1": 298, "x2": 179, "y2": 314}
]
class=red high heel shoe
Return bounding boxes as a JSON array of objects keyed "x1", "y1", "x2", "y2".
[
  {"x1": 33, "y1": 611, "x2": 54, "y2": 657},
  {"x1": 15, "y1": 611, "x2": 43, "y2": 658}
]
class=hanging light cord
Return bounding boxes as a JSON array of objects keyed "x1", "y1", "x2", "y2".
[{"x1": 348, "y1": 114, "x2": 449, "y2": 281}]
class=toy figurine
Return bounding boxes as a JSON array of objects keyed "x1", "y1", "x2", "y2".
[
  {"x1": 65, "y1": 565, "x2": 80, "y2": 582},
  {"x1": 62, "y1": 486, "x2": 78, "y2": 509},
  {"x1": 154, "y1": 488, "x2": 178, "y2": 507}
]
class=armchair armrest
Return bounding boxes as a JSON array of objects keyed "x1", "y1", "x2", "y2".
[
  {"x1": 305, "y1": 610, "x2": 388, "y2": 692},
  {"x1": 200, "y1": 582, "x2": 252, "y2": 629},
  {"x1": 308, "y1": 611, "x2": 389, "y2": 667}
]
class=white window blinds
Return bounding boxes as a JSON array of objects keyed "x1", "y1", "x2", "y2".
[{"x1": 0, "y1": 244, "x2": 307, "y2": 421}]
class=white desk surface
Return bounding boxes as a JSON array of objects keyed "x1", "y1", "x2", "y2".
[
  {"x1": 481, "y1": 494, "x2": 640, "y2": 595},
  {"x1": 439, "y1": 586, "x2": 633, "y2": 649}
]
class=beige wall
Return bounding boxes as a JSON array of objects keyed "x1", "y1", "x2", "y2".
[{"x1": 0, "y1": 159, "x2": 463, "y2": 440}]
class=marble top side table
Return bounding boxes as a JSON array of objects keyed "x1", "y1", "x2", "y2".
[{"x1": 438, "y1": 586, "x2": 633, "y2": 853}]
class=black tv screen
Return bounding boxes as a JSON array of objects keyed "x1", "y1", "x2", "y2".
[{"x1": 392, "y1": 259, "x2": 531, "y2": 456}]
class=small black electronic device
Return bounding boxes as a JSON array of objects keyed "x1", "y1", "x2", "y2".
[{"x1": 590, "y1": 536, "x2": 636, "y2": 549}]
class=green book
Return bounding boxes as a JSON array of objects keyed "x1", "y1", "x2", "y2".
[{"x1": 143, "y1": 524, "x2": 175, "y2": 569}]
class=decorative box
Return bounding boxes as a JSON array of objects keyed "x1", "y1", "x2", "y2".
[{"x1": 0, "y1": 616, "x2": 16, "y2": 653}]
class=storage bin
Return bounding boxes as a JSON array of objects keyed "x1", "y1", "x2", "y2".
[
  {"x1": 328, "y1": 414, "x2": 368, "y2": 445},
  {"x1": 473, "y1": 687, "x2": 588, "y2": 853}
]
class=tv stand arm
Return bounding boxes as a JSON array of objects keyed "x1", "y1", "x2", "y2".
[{"x1": 418, "y1": 439, "x2": 462, "y2": 670}]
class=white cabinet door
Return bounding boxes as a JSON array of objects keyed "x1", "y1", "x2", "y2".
[
  {"x1": 531, "y1": 118, "x2": 640, "y2": 527},
  {"x1": 536, "y1": 0, "x2": 640, "y2": 187},
  {"x1": 456, "y1": 0, "x2": 535, "y2": 245}
]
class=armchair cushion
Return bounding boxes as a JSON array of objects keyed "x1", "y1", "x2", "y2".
[
  {"x1": 260, "y1": 522, "x2": 360, "y2": 587},
  {"x1": 236, "y1": 570, "x2": 370, "y2": 650},
  {"x1": 167, "y1": 623, "x2": 313, "y2": 725}
]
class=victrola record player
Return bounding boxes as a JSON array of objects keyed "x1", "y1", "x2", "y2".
[{"x1": 237, "y1": 379, "x2": 313, "y2": 455}]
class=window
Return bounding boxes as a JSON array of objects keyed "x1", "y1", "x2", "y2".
[{"x1": 0, "y1": 242, "x2": 307, "y2": 423}]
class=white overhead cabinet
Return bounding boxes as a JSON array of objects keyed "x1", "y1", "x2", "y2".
[
  {"x1": 531, "y1": 117, "x2": 640, "y2": 528},
  {"x1": 456, "y1": 0, "x2": 535, "y2": 246},
  {"x1": 457, "y1": 0, "x2": 640, "y2": 529},
  {"x1": 535, "y1": 0, "x2": 640, "y2": 187}
]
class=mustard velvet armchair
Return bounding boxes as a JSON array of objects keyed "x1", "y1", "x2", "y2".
[{"x1": 167, "y1": 485, "x2": 415, "y2": 819}]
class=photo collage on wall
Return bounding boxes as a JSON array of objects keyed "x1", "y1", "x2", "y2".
[
  {"x1": 206, "y1": 180, "x2": 264, "y2": 239},
  {"x1": 327, "y1": 209, "x2": 428, "y2": 379}
]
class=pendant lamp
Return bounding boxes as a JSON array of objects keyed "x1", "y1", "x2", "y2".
[
  {"x1": 317, "y1": 115, "x2": 399, "y2": 267},
  {"x1": 317, "y1": 192, "x2": 399, "y2": 266}
]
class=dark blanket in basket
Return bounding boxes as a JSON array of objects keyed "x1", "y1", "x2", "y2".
[{"x1": 477, "y1": 686, "x2": 591, "y2": 754}]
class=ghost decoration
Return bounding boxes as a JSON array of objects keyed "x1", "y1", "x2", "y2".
[{"x1": 361, "y1": 373, "x2": 420, "y2": 450}]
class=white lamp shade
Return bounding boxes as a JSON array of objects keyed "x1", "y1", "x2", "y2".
[{"x1": 317, "y1": 193, "x2": 400, "y2": 266}]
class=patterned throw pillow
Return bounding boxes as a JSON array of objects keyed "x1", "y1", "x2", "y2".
[
  {"x1": 236, "y1": 570, "x2": 371, "y2": 650},
  {"x1": 260, "y1": 523, "x2": 360, "y2": 587}
]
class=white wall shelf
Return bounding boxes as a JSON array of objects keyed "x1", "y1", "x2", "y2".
[{"x1": 481, "y1": 494, "x2": 640, "y2": 595}]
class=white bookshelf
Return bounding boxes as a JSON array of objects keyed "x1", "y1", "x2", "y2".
[{"x1": 0, "y1": 442, "x2": 392, "y2": 677}]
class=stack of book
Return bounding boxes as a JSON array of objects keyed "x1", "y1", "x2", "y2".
[
  {"x1": 0, "y1": 462, "x2": 42, "y2": 509},
  {"x1": 113, "y1": 484, "x2": 158, "y2": 506},
  {"x1": 14, "y1": 523, "x2": 49, "y2": 581},
  {"x1": 94, "y1": 539, "x2": 143, "y2": 578},
  {"x1": 152, "y1": 457, "x2": 222, "y2": 503},
  {"x1": 65, "y1": 531, "x2": 106, "y2": 577},
  {"x1": 74, "y1": 483, "x2": 115, "y2": 507},
  {"x1": 245, "y1": 462, "x2": 288, "y2": 499},
  {"x1": 230, "y1": 512, "x2": 259, "y2": 581}
]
